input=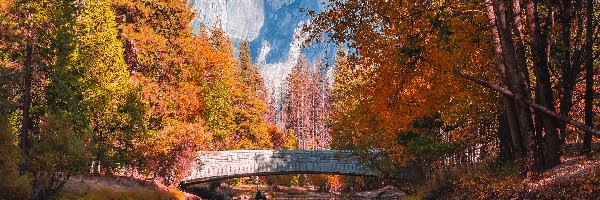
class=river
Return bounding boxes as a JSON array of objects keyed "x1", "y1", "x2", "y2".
[{"x1": 186, "y1": 185, "x2": 406, "y2": 200}]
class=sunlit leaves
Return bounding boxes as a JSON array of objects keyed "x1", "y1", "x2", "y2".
[{"x1": 313, "y1": 0, "x2": 499, "y2": 166}]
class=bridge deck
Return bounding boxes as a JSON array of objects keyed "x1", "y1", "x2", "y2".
[{"x1": 181, "y1": 150, "x2": 375, "y2": 185}]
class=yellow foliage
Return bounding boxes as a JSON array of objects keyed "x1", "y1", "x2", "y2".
[{"x1": 0, "y1": 116, "x2": 32, "y2": 199}]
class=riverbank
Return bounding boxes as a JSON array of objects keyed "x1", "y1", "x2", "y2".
[
  {"x1": 56, "y1": 175, "x2": 199, "y2": 200},
  {"x1": 54, "y1": 175, "x2": 404, "y2": 199},
  {"x1": 52, "y1": 155, "x2": 599, "y2": 200},
  {"x1": 407, "y1": 154, "x2": 600, "y2": 199}
]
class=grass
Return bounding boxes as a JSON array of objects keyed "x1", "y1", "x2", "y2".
[
  {"x1": 57, "y1": 188, "x2": 180, "y2": 200},
  {"x1": 55, "y1": 175, "x2": 189, "y2": 200}
]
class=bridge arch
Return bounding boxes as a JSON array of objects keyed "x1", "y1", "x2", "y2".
[{"x1": 180, "y1": 150, "x2": 375, "y2": 186}]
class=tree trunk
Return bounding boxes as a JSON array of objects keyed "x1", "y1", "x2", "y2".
[
  {"x1": 493, "y1": 0, "x2": 541, "y2": 175},
  {"x1": 484, "y1": 0, "x2": 525, "y2": 165},
  {"x1": 498, "y1": 113, "x2": 516, "y2": 163},
  {"x1": 510, "y1": 3, "x2": 543, "y2": 163},
  {"x1": 582, "y1": 0, "x2": 594, "y2": 156},
  {"x1": 524, "y1": 0, "x2": 561, "y2": 168},
  {"x1": 557, "y1": 0, "x2": 584, "y2": 144},
  {"x1": 510, "y1": 0, "x2": 531, "y2": 90},
  {"x1": 20, "y1": 42, "x2": 33, "y2": 171}
]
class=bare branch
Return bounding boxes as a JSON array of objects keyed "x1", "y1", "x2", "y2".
[{"x1": 453, "y1": 70, "x2": 600, "y2": 137}]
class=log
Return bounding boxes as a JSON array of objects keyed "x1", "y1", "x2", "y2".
[{"x1": 453, "y1": 70, "x2": 600, "y2": 137}]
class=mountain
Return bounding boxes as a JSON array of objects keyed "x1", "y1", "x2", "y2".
[{"x1": 188, "y1": 0, "x2": 334, "y2": 99}]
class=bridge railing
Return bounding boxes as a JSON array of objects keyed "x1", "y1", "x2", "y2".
[{"x1": 181, "y1": 150, "x2": 375, "y2": 185}]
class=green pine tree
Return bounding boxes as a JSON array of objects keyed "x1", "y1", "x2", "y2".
[
  {"x1": 283, "y1": 129, "x2": 299, "y2": 150},
  {"x1": 47, "y1": 0, "x2": 147, "y2": 173},
  {"x1": 231, "y1": 40, "x2": 272, "y2": 149}
]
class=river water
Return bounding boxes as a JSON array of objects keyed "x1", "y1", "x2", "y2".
[{"x1": 187, "y1": 185, "x2": 405, "y2": 200}]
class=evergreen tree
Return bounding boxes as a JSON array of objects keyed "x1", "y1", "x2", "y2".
[
  {"x1": 231, "y1": 39, "x2": 272, "y2": 149},
  {"x1": 283, "y1": 129, "x2": 299, "y2": 150},
  {"x1": 203, "y1": 79, "x2": 235, "y2": 143},
  {"x1": 47, "y1": 0, "x2": 147, "y2": 173},
  {"x1": 329, "y1": 48, "x2": 371, "y2": 150},
  {"x1": 239, "y1": 40, "x2": 268, "y2": 102}
]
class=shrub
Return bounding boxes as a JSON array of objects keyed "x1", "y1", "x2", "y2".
[
  {"x1": 0, "y1": 116, "x2": 32, "y2": 199},
  {"x1": 267, "y1": 175, "x2": 300, "y2": 187},
  {"x1": 29, "y1": 114, "x2": 91, "y2": 199}
]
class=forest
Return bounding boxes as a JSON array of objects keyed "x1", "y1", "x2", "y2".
[{"x1": 0, "y1": 0, "x2": 599, "y2": 199}]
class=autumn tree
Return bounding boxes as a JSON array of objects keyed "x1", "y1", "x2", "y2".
[
  {"x1": 75, "y1": 0, "x2": 146, "y2": 174},
  {"x1": 281, "y1": 54, "x2": 331, "y2": 150},
  {"x1": 311, "y1": 60, "x2": 332, "y2": 149},
  {"x1": 111, "y1": 0, "x2": 227, "y2": 184},
  {"x1": 475, "y1": 0, "x2": 599, "y2": 174},
  {"x1": 113, "y1": 0, "x2": 274, "y2": 180},
  {"x1": 268, "y1": 124, "x2": 286, "y2": 149},
  {"x1": 308, "y1": 0, "x2": 501, "y2": 180},
  {"x1": 0, "y1": 0, "x2": 63, "y2": 173},
  {"x1": 1, "y1": 0, "x2": 148, "y2": 197},
  {"x1": 0, "y1": 0, "x2": 284, "y2": 197},
  {"x1": 581, "y1": 0, "x2": 597, "y2": 156},
  {"x1": 1, "y1": 0, "x2": 101, "y2": 198},
  {"x1": 329, "y1": 49, "x2": 373, "y2": 151},
  {"x1": 309, "y1": 0, "x2": 599, "y2": 180},
  {"x1": 283, "y1": 129, "x2": 299, "y2": 150},
  {"x1": 230, "y1": 39, "x2": 272, "y2": 149}
]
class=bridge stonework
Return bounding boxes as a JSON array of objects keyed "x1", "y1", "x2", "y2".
[{"x1": 180, "y1": 150, "x2": 375, "y2": 185}]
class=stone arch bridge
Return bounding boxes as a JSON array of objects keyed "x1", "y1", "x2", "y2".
[{"x1": 180, "y1": 150, "x2": 376, "y2": 186}]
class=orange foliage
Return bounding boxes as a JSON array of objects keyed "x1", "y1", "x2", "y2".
[
  {"x1": 111, "y1": 0, "x2": 238, "y2": 184},
  {"x1": 268, "y1": 124, "x2": 286, "y2": 149},
  {"x1": 325, "y1": 175, "x2": 345, "y2": 194},
  {"x1": 313, "y1": 0, "x2": 500, "y2": 165}
]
